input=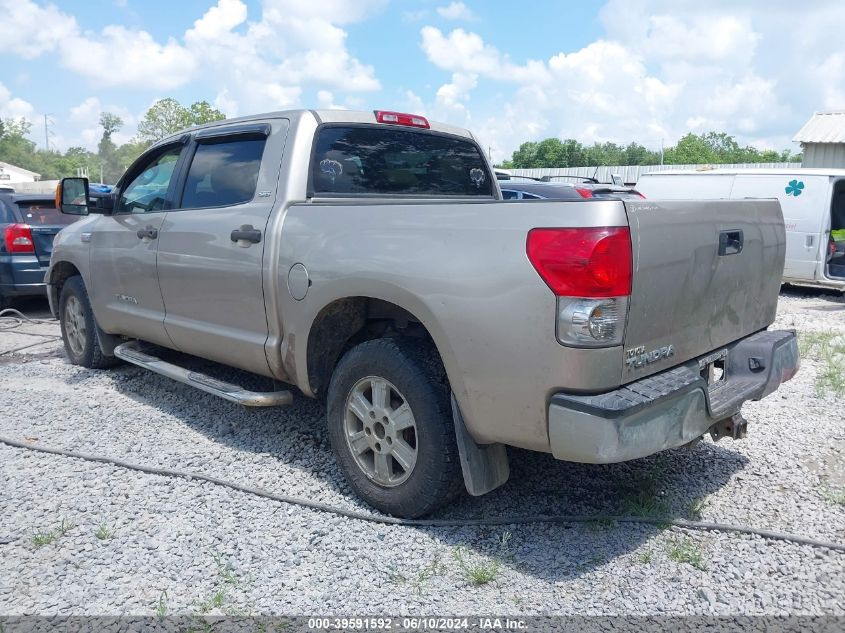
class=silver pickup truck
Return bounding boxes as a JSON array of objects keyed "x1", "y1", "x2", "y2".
[{"x1": 47, "y1": 109, "x2": 799, "y2": 518}]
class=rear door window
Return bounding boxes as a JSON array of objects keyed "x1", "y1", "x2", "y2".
[
  {"x1": 16, "y1": 201, "x2": 78, "y2": 226},
  {"x1": 180, "y1": 137, "x2": 266, "y2": 209},
  {"x1": 311, "y1": 126, "x2": 493, "y2": 197}
]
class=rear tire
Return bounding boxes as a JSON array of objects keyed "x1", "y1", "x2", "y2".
[
  {"x1": 59, "y1": 276, "x2": 119, "y2": 369},
  {"x1": 327, "y1": 337, "x2": 463, "y2": 518}
]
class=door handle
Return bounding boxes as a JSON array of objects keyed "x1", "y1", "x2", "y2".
[
  {"x1": 136, "y1": 226, "x2": 158, "y2": 240},
  {"x1": 230, "y1": 225, "x2": 262, "y2": 245},
  {"x1": 718, "y1": 229, "x2": 743, "y2": 256}
]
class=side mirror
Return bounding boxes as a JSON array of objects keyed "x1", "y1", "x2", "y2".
[{"x1": 56, "y1": 177, "x2": 90, "y2": 215}]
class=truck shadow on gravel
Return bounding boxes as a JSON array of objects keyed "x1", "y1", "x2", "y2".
[
  {"x1": 87, "y1": 351, "x2": 749, "y2": 582},
  {"x1": 430, "y1": 442, "x2": 748, "y2": 581},
  {"x1": 780, "y1": 285, "x2": 845, "y2": 309}
]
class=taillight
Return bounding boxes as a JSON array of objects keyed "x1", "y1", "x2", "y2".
[
  {"x1": 527, "y1": 227, "x2": 632, "y2": 297},
  {"x1": 3, "y1": 224, "x2": 34, "y2": 254},
  {"x1": 374, "y1": 110, "x2": 430, "y2": 129},
  {"x1": 574, "y1": 187, "x2": 594, "y2": 199},
  {"x1": 527, "y1": 227, "x2": 632, "y2": 347}
]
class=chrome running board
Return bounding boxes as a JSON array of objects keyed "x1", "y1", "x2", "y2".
[{"x1": 114, "y1": 341, "x2": 293, "y2": 407}]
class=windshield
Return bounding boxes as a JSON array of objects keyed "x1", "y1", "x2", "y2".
[{"x1": 16, "y1": 201, "x2": 78, "y2": 226}]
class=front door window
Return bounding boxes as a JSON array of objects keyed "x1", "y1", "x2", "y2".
[{"x1": 116, "y1": 147, "x2": 182, "y2": 214}]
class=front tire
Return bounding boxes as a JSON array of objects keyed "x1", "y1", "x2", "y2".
[
  {"x1": 59, "y1": 276, "x2": 118, "y2": 369},
  {"x1": 327, "y1": 338, "x2": 463, "y2": 518}
]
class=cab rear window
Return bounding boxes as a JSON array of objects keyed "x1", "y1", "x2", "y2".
[
  {"x1": 311, "y1": 126, "x2": 493, "y2": 197},
  {"x1": 17, "y1": 202, "x2": 77, "y2": 226}
]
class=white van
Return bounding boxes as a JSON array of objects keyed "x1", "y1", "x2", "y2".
[{"x1": 637, "y1": 169, "x2": 845, "y2": 291}]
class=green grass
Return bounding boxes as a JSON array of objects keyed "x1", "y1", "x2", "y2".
[
  {"x1": 586, "y1": 518, "x2": 617, "y2": 532},
  {"x1": 31, "y1": 531, "x2": 57, "y2": 547},
  {"x1": 155, "y1": 590, "x2": 168, "y2": 619},
  {"x1": 95, "y1": 523, "x2": 113, "y2": 540},
  {"x1": 820, "y1": 487, "x2": 845, "y2": 507},
  {"x1": 196, "y1": 553, "x2": 241, "y2": 615},
  {"x1": 452, "y1": 531, "x2": 512, "y2": 586},
  {"x1": 31, "y1": 518, "x2": 75, "y2": 547},
  {"x1": 685, "y1": 496, "x2": 708, "y2": 521},
  {"x1": 799, "y1": 331, "x2": 845, "y2": 397},
  {"x1": 389, "y1": 556, "x2": 445, "y2": 595},
  {"x1": 623, "y1": 487, "x2": 670, "y2": 518},
  {"x1": 453, "y1": 548, "x2": 500, "y2": 585},
  {"x1": 636, "y1": 549, "x2": 654, "y2": 564},
  {"x1": 667, "y1": 538, "x2": 707, "y2": 570},
  {"x1": 620, "y1": 459, "x2": 672, "y2": 519}
]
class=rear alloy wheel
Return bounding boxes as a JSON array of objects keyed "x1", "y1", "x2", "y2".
[
  {"x1": 59, "y1": 276, "x2": 119, "y2": 369},
  {"x1": 327, "y1": 338, "x2": 463, "y2": 518},
  {"x1": 344, "y1": 376, "x2": 418, "y2": 487}
]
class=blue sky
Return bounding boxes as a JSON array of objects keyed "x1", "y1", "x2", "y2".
[{"x1": 1, "y1": 0, "x2": 844, "y2": 162}]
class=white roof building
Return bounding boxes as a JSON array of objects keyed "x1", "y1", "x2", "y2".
[
  {"x1": 0, "y1": 161, "x2": 41, "y2": 183},
  {"x1": 793, "y1": 111, "x2": 845, "y2": 168}
]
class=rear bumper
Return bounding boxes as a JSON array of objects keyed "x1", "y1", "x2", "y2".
[
  {"x1": 548, "y1": 329, "x2": 799, "y2": 463},
  {"x1": 0, "y1": 255, "x2": 48, "y2": 298}
]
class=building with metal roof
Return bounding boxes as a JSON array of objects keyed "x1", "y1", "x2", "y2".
[{"x1": 793, "y1": 111, "x2": 845, "y2": 168}]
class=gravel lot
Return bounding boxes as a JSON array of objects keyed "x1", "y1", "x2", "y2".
[{"x1": 0, "y1": 289, "x2": 843, "y2": 616}]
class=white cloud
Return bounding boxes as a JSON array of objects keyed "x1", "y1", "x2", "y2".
[
  {"x1": 0, "y1": 0, "x2": 74, "y2": 58},
  {"x1": 814, "y1": 52, "x2": 845, "y2": 110},
  {"x1": 0, "y1": 82, "x2": 35, "y2": 121},
  {"x1": 402, "y1": 9, "x2": 429, "y2": 23},
  {"x1": 317, "y1": 90, "x2": 345, "y2": 110},
  {"x1": 3, "y1": 0, "x2": 383, "y2": 115},
  {"x1": 403, "y1": 90, "x2": 428, "y2": 116},
  {"x1": 63, "y1": 27, "x2": 198, "y2": 90},
  {"x1": 420, "y1": 26, "x2": 548, "y2": 83},
  {"x1": 436, "y1": 2, "x2": 476, "y2": 21},
  {"x1": 417, "y1": 1, "x2": 845, "y2": 162}
]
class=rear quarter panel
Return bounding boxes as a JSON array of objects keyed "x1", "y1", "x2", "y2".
[{"x1": 279, "y1": 199, "x2": 629, "y2": 451}]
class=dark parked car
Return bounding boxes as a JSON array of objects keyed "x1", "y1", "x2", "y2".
[
  {"x1": 0, "y1": 192, "x2": 82, "y2": 308},
  {"x1": 497, "y1": 175, "x2": 644, "y2": 201}
]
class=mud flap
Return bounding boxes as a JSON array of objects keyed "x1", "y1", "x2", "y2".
[{"x1": 451, "y1": 393, "x2": 510, "y2": 496}]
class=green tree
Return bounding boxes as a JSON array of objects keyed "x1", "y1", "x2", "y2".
[
  {"x1": 0, "y1": 118, "x2": 37, "y2": 168},
  {"x1": 189, "y1": 100, "x2": 226, "y2": 126},
  {"x1": 136, "y1": 98, "x2": 225, "y2": 144},
  {"x1": 97, "y1": 112, "x2": 124, "y2": 183}
]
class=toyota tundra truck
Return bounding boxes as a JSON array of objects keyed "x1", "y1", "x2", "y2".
[{"x1": 46, "y1": 109, "x2": 799, "y2": 518}]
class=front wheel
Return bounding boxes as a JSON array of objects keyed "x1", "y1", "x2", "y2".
[
  {"x1": 59, "y1": 276, "x2": 119, "y2": 369},
  {"x1": 327, "y1": 338, "x2": 463, "y2": 518}
]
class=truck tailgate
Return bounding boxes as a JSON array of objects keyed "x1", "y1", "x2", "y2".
[{"x1": 622, "y1": 199, "x2": 785, "y2": 383}]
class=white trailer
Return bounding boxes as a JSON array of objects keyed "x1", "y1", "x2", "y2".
[{"x1": 636, "y1": 168, "x2": 845, "y2": 291}]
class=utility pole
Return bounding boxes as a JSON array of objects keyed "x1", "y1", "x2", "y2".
[
  {"x1": 44, "y1": 114, "x2": 51, "y2": 151},
  {"x1": 659, "y1": 138, "x2": 664, "y2": 166}
]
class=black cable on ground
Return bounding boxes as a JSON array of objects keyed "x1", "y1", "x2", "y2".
[
  {"x1": 1, "y1": 436, "x2": 843, "y2": 552},
  {"x1": 0, "y1": 308, "x2": 62, "y2": 356}
]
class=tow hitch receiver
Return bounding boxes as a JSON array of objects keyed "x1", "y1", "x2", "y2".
[{"x1": 709, "y1": 413, "x2": 748, "y2": 442}]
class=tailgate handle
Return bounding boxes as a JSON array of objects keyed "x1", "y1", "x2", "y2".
[{"x1": 719, "y1": 229, "x2": 743, "y2": 256}]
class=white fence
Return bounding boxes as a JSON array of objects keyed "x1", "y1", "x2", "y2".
[
  {"x1": 507, "y1": 163, "x2": 802, "y2": 185},
  {"x1": 3, "y1": 180, "x2": 59, "y2": 194}
]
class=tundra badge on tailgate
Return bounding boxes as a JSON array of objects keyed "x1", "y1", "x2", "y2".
[{"x1": 625, "y1": 344, "x2": 675, "y2": 369}]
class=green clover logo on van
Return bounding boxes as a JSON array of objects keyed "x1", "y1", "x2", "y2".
[{"x1": 785, "y1": 179, "x2": 804, "y2": 197}]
